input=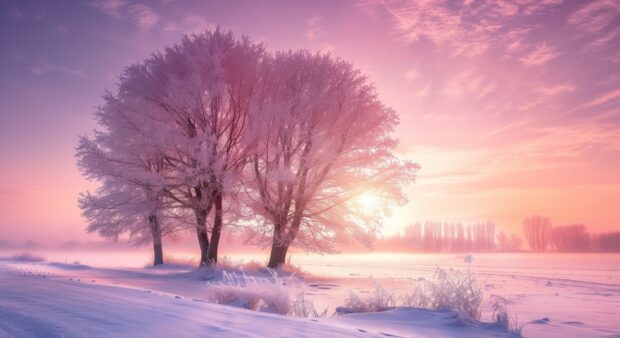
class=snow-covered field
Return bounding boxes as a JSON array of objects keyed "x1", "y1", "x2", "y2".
[{"x1": 0, "y1": 251, "x2": 618, "y2": 337}]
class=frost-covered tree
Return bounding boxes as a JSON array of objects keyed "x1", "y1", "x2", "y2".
[
  {"x1": 522, "y1": 215, "x2": 551, "y2": 252},
  {"x1": 89, "y1": 29, "x2": 265, "y2": 266},
  {"x1": 76, "y1": 93, "x2": 177, "y2": 266},
  {"x1": 78, "y1": 29, "x2": 417, "y2": 268},
  {"x1": 246, "y1": 51, "x2": 418, "y2": 267}
]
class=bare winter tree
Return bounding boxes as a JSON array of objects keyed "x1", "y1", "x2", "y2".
[
  {"x1": 522, "y1": 215, "x2": 552, "y2": 252},
  {"x1": 246, "y1": 51, "x2": 418, "y2": 268}
]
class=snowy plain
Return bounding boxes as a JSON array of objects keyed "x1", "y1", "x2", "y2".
[{"x1": 0, "y1": 251, "x2": 618, "y2": 337}]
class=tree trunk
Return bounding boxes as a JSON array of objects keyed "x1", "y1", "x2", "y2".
[
  {"x1": 267, "y1": 242, "x2": 289, "y2": 268},
  {"x1": 267, "y1": 207, "x2": 302, "y2": 269},
  {"x1": 148, "y1": 214, "x2": 164, "y2": 266},
  {"x1": 206, "y1": 191, "x2": 223, "y2": 265},
  {"x1": 195, "y1": 207, "x2": 210, "y2": 267}
]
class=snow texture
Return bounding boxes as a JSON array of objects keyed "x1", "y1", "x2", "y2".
[{"x1": 0, "y1": 259, "x2": 517, "y2": 338}]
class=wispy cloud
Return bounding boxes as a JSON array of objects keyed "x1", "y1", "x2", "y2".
[
  {"x1": 581, "y1": 88, "x2": 620, "y2": 109},
  {"x1": 568, "y1": 0, "x2": 620, "y2": 33},
  {"x1": 31, "y1": 60, "x2": 85, "y2": 78},
  {"x1": 403, "y1": 66, "x2": 418, "y2": 81},
  {"x1": 481, "y1": 119, "x2": 530, "y2": 139},
  {"x1": 414, "y1": 85, "x2": 430, "y2": 98},
  {"x1": 519, "y1": 43, "x2": 559, "y2": 66},
  {"x1": 126, "y1": 4, "x2": 160, "y2": 32},
  {"x1": 91, "y1": 0, "x2": 159, "y2": 32},
  {"x1": 163, "y1": 15, "x2": 213, "y2": 34},
  {"x1": 52, "y1": 24, "x2": 69, "y2": 36},
  {"x1": 361, "y1": 0, "x2": 562, "y2": 58},
  {"x1": 589, "y1": 27, "x2": 620, "y2": 50},
  {"x1": 91, "y1": 0, "x2": 127, "y2": 18},
  {"x1": 443, "y1": 70, "x2": 495, "y2": 100},
  {"x1": 306, "y1": 15, "x2": 325, "y2": 40},
  {"x1": 7, "y1": 51, "x2": 24, "y2": 61},
  {"x1": 7, "y1": 6, "x2": 24, "y2": 20},
  {"x1": 537, "y1": 84, "x2": 575, "y2": 96}
]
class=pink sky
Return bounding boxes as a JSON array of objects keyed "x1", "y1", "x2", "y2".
[{"x1": 1, "y1": 0, "x2": 619, "y2": 245}]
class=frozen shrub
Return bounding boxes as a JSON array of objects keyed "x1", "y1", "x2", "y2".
[
  {"x1": 288, "y1": 291, "x2": 328, "y2": 318},
  {"x1": 421, "y1": 267, "x2": 483, "y2": 319},
  {"x1": 338, "y1": 266, "x2": 483, "y2": 321},
  {"x1": 490, "y1": 294, "x2": 509, "y2": 328},
  {"x1": 490, "y1": 294, "x2": 522, "y2": 336},
  {"x1": 207, "y1": 283, "x2": 291, "y2": 313},
  {"x1": 338, "y1": 281, "x2": 397, "y2": 314},
  {"x1": 205, "y1": 267, "x2": 326, "y2": 317},
  {"x1": 206, "y1": 269, "x2": 297, "y2": 314}
]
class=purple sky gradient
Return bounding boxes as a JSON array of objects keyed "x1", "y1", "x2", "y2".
[{"x1": 1, "y1": 0, "x2": 619, "y2": 245}]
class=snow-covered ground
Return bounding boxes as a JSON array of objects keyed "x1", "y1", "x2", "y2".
[
  {"x1": 0, "y1": 257, "x2": 517, "y2": 338},
  {"x1": 1, "y1": 251, "x2": 618, "y2": 337},
  {"x1": 288, "y1": 253, "x2": 620, "y2": 338}
]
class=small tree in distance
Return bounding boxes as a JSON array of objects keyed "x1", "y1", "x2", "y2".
[
  {"x1": 551, "y1": 224, "x2": 590, "y2": 252},
  {"x1": 522, "y1": 215, "x2": 551, "y2": 252}
]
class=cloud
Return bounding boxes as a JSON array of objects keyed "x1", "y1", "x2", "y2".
[
  {"x1": 91, "y1": 0, "x2": 128, "y2": 18},
  {"x1": 414, "y1": 85, "x2": 430, "y2": 98},
  {"x1": 589, "y1": 27, "x2": 620, "y2": 50},
  {"x1": 476, "y1": 82, "x2": 497, "y2": 100},
  {"x1": 502, "y1": 27, "x2": 532, "y2": 56},
  {"x1": 306, "y1": 15, "x2": 325, "y2": 40},
  {"x1": 519, "y1": 43, "x2": 559, "y2": 66},
  {"x1": 403, "y1": 66, "x2": 418, "y2": 81},
  {"x1": 7, "y1": 6, "x2": 24, "y2": 19},
  {"x1": 91, "y1": 0, "x2": 159, "y2": 31},
  {"x1": 581, "y1": 88, "x2": 620, "y2": 109},
  {"x1": 7, "y1": 51, "x2": 24, "y2": 61},
  {"x1": 52, "y1": 24, "x2": 69, "y2": 36},
  {"x1": 481, "y1": 119, "x2": 530, "y2": 139},
  {"x1": 537, "y1": 84, "x2": 576, "y2": 96},
  {"x1": 31, "y1": 60, "x2": 85, "y2": 78},
  {"x1": 443, "y1": 70, "x2": 495, "y2": 100},
  {"x1": 362, "y1": 0, "x2": 563, "y2": 58},
  {"x1": 126, "y1": 4, "x2": 160, "y2": 31},
  {"x1": 163, "y1": 15, "x2": 213, "y2": 34},
  {"x1": 319, "y1": 43, "x2": 335, "y2": 53},
  {"x1": 568, "y1": 0, "x2": 620, "y2": 33}
]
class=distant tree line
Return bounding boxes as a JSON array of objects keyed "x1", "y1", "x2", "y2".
[
  {"x1": 367, "y1": 216, "x2": 619, "y2": 254},
  {"x1": 373, "y1": 221, "x2": 496, "y2": 253},
  {"x1": 522, "y1": 215, "x2": 620, "y2": 252}
]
